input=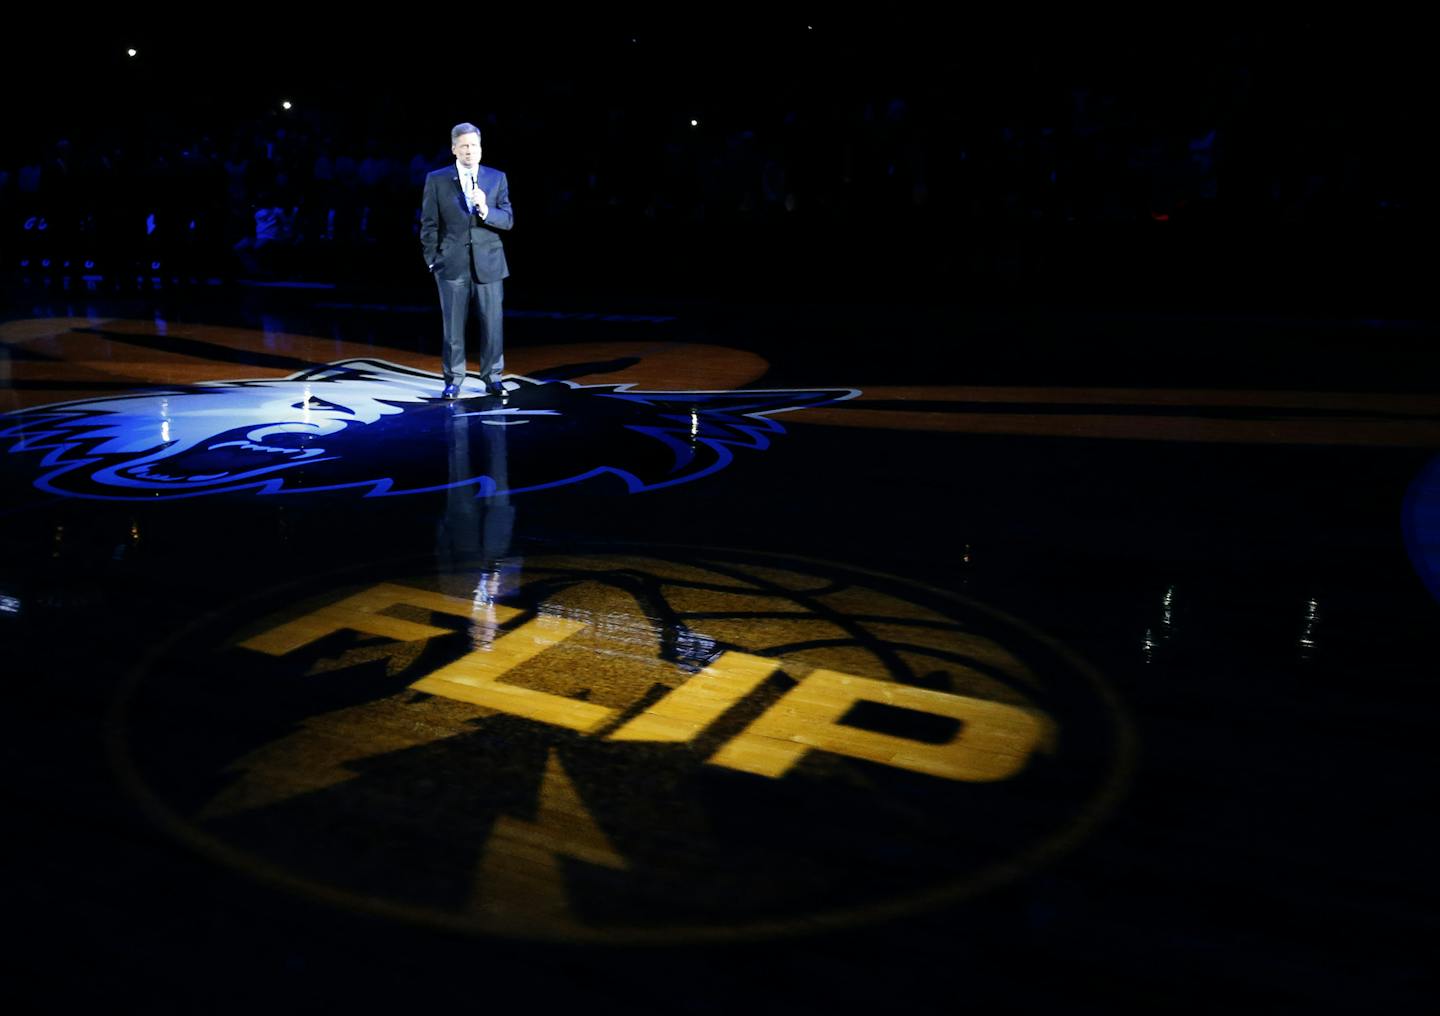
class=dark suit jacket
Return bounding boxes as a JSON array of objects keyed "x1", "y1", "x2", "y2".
[{"x1": 420, "y1": 163, "x2": 513, "y2": 283}]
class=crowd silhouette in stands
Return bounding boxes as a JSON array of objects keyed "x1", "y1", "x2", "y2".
[{"x1": 3, "y1": 43, "x2": 1422, "y2": 304}]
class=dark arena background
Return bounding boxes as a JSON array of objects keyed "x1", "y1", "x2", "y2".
[{"x1": 3, "y1": 15, "x2": 1437, "y2": 1013}]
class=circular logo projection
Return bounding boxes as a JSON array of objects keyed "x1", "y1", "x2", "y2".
[{"x1": 112, "y1": 551, "x2": 1131, "y2": 941}]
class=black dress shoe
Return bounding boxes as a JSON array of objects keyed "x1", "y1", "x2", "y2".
[
  {"x1": 484, "y1": 380, "x2": 507, "y2": 398},
  {"x1": 441, "y1": 383, "x2": 461, "y2": 400}
]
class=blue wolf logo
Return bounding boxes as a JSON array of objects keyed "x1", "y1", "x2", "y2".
[{"x1": 1, "y1": 359, "x2": 858, "y2": 500}]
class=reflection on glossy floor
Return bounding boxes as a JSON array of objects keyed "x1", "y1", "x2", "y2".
[{"x1": 3, "y1": 294, "x2": 1438, "y2": 1010}]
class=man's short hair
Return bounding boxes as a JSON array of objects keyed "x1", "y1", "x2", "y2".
[{"x1": 451, "y1": 122, "x2": 481, "y2": 145}]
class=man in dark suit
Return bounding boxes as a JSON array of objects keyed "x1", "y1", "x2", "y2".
[{"x1": 420, "y1": 122, "x2": 513, "y2": 399}]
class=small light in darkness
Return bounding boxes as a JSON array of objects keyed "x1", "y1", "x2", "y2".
[
  {"x1": 690, "y1": 119, "x2": 698, "y2": 127},
  {"x1": 282, "y1": 101, "x2": 293, "y2": 110},
  {"x1": 127, "y1": 48, "x2": 137, "y2": 57}
]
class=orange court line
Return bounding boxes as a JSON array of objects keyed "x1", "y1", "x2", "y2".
[
  {"x1": 792, "y1": 408, "x2": 1440, "y2": 445},
  {"x1": 849, "y1": 386, "x2": 1440, "y2": 414}
]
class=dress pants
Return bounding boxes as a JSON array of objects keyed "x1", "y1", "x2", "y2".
[{"x1": 437, "y1": 272, "x2": 504, "y2": 386}]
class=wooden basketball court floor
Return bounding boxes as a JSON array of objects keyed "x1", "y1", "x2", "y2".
[{"x1": 3, "y1": 287, "x2": 1438, "y2": 1011}]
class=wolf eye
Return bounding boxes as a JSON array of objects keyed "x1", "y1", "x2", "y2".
[{"x1": 292, "y1": 397, "x2": 353, "y2": 414}]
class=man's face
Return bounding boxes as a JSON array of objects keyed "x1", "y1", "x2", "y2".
[{"x1": 452, "y1": 132, "x2": 481, "y2": 168}]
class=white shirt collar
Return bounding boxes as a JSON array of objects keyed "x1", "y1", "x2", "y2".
[{"x1": 455, "y1": 160, "x2": 478, "y2": 182}]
